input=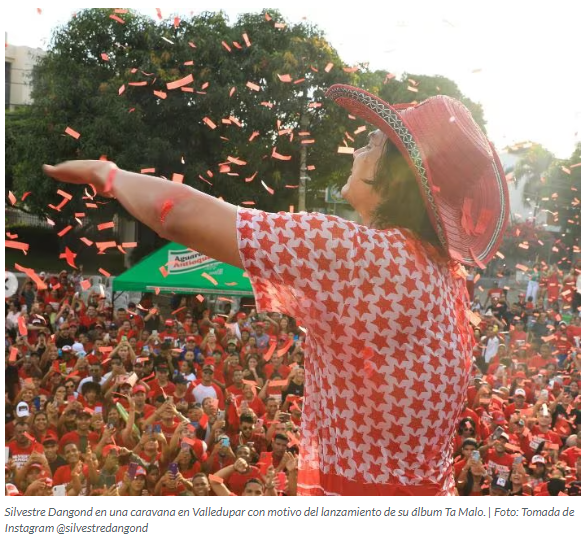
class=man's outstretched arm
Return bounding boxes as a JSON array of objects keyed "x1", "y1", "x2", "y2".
[{"x1": 43, "y1": 160, "x2": 242, "y2": 269}]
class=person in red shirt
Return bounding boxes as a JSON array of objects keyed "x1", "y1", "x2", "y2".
[
  {"x1": 147, "y1": 364, "x2": 176, "y2": 397},
  {"x1": 263, "y1": 353, "x2": 290, "y2": 380},
  {"x1": 159, "y1": 320, "x2": 178, "y2": 341},
  {"x1": 509, "y1": 319, "x2": 528, "y2": 351},
  {"x1": 59, "y1": 409, "x2": 100, "y2": 453},
  {"x1": 480, "y1": 431, "x2": 515, "y2": 479},
  {"x1": 169, "y1": 375, "x2": 195, "y2": 408},
  {"x1": 528, "y1": 343, "x2": 557, "y2": 372},
  {"x1": 229, "y1": 414, "x2": 268, "y2": 456},
  {"x1": 453, "y1": 438, "x2": 478, "y2": 479},
  {"x1": 529, "y1": 410, "x2": 563, "y2": 450},
  {"x1": 204, "y1": 435, "x2": 236, "y2": 474},
  {"x1": 52, "y1": 442, "x2": 90, "y2": 495},
  {"x1": 7, "y1": 420, "x2": 38, "y2": 470},
  {"x1": 504, "y1": 388, "x2": 531, "y2": 419}
]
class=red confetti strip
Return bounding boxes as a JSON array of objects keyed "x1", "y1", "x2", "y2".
[
  {"x1": 97, "y1": 222, "x2": 115, "y2": 231},
  {"x1": 272, "y1": 148, "x2": 291, "y2": 161},
  {"x1": 196, "y1": 294, "x2": 204, "y2": 302},
  {"x1": 18, "y1": 316, "x2": 28, "y2": 336},
  {"x1": 65, "y1": 127, "x2": 80, "y2": 139},
  {"x1": 261, "y1": 180, "x2": 275, "y2": 195},
  {"x1": 9, "y1": 347, "x2": 18, "y2": 364},
  {"x1": 203, "y1": 117, "x2": 217, "y2": 129},
  {"x1": 221, "y1": 41, "x2": 232, "y2": 52},
  {"x1": 202, "y1": 272, "x2": 218, "y2": 286},
  {"x1": 8, "y1": 191, "x2": 17, "y2": 205},
  {"x1": 160, "y1": 266, "x2": 169, "y2": 278},
  {"x1": 167, "y1": 74, "x2": 194, "y2": 90},
  {"x1": 99, "y1": 268, "x2": 111, "y2": 278},
  {"x1": 324, "y1": 62, "x2": 334, "y2": 73},
  {"x1": 246, "y1": 81, "x2": 260, "y2": 92},
  {"x1": 337, "y1": 147, "x2": 354, "y2": 154},
  {"x1": 80, "y1": 237, "x2": 93, "y2": 246},
  {"x1": 171, "y1": 174, "x2": 184, "y2": 183},
  {"x1": 153, "y1": 90, "x2": 167, "y2": 99},
  {"x1": 109, "y1": 14, "x2": 125, "y2": 24},
  {"x1": 80, "y1": 280, "x2": 91, "y2": 291},
  {"x1": 6, "y1": 240, "x2": 29, "y2": 253}
]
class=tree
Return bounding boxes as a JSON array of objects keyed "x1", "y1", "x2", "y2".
[
  {"x1": 7, "y1": 8, "x2": 356, "y2": 227},
  {"x1": 512, "y1": 143, "x2": 555, "y2": 212}
]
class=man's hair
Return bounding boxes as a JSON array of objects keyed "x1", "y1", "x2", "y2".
[
  {"x1": 367, "y1": 139, "x2": 442, "y2": 249},
  {"x1": 240, "y1": 414, "x2": 255, "y2": 425},
  {"x1": 192, "y1": 472, "x2": 208, "y2": 482},
  {"x1": 244, "y1": 478, "x2": 264, "y2": 489},
  {"x1": 462, "y1": 438, "x2": 478, "y2": 449},
  {"x1": 274, "y1": 433, "x2": 288, "y2": 443}
]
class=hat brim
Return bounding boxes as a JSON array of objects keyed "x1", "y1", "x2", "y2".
[{"x1": 326, "y1": 84, "x2": 509, "y2": 267}]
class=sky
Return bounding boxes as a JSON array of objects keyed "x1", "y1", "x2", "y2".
[{"x1": 3, "y1": 3, "x2": 583, "y2": 158}]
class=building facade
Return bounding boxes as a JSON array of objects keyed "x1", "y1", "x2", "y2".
[{"x1": 5, "y1": 34, "x2": 46, "y2": 110}]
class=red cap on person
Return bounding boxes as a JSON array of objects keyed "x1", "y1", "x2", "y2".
[
  {"x1": 132, "y1": 385, "x2": 147, "y2": 394},
  {"x1": 165, "y1": 319, "x2": 174, "y2": 327}
]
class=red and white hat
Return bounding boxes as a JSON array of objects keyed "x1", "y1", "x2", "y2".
[{"x1": 326, "y1": 84, "x2": 509, "y2": 268}]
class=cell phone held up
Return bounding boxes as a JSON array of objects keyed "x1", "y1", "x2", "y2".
[
  {"x1": 492, "y1": 426, "x2": 505, "y2": 441},
  {"x1": 127, "y1": 461, "x2": 138, "y2": 480}
]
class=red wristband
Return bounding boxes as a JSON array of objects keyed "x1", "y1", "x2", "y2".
[{"x1": 103, "y1": 166, "x2": 118, "y2": 194}]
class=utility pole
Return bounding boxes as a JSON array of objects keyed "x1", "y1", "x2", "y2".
[{"x1": 298, "y1": 89, "x2": 310, "y2": 212}]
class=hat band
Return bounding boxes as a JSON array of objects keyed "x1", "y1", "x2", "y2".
[{"x1": 327, "y1": 86, "x2": 448, "y2": 253}]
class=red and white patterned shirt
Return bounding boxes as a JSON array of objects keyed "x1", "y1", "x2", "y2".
[{"x1": 237, "y1": 208, "x2": 474, "y2": 496}]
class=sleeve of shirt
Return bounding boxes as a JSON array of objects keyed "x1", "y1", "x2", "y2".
[{"x1": 236, "y1": 208, "x2": 358, "y2": 321}]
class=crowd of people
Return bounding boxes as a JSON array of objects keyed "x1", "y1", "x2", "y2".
[{"x1": 5, "y1": 260, "x2": 581, "y2": 497}]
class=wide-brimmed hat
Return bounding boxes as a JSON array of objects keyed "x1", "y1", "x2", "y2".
[{"x1": 326, "y1": 84, "x2": 509, "y2": 267}]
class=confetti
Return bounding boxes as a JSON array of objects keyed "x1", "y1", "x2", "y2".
[
  {"x1": 515, "y1": 264, "x2": 529, "y2": 272},
  {"x1": 167, "y1": 74, "x2": 194, "y2": 90},
  {"x1": 243, "y1": 33, "x2": 251, "y2": 47},
  {"x1": 337, "y1": 147, "x2": 355, "y2": 154},
  {"x1": 98, "y1": 268, "x2": 111, "y2": 278},
  {"x1": 59, "y1": 247, "x2": 78, "y2": 269},
  {"x1": 9, "y1": 347, "x2": 18, "y2": 364},
  {"x1": 160, "y1": 266, "x2": 169, "y2": 278},
  {"x1": 153, "y1": 90, "x2": 167, "y2": 99},
  {"x1": 101, "y1": 53, "x2": 109, "y2": 61},
  {"x1": 271, "y1": 148, "x2": 291, "y2": 161},
  {"x1": 65, "y1": 127, "x2": 80, "y2": 139},
  {"x1": 246, "y1": 81, "x2": 261, "y2": 92},
  {"x1": 324, "y1": 62, "x2": 334, "y2": 73},
  {"x1": 221, "y1": 41, "x2": 232, "y2": 52},
  {"x1": 202, "y1": 272, "x2": 218, "y2": 286},
  {"x1": 57, "y1": 225, "x2": 73, "y2": 237},
  {"x1": 227, "y1": 156, "x2": 247, "y2": 166},
  {"x1": 261, "y1": 180, "x2": 275, "y2": 195},
  {"x1": 80, "y1": 237, "x2": 93, "y2": 246},
  {"x1": 80, "y1": 280, "x2": 91, "y2": 291},
  {"x1": 141, "y1": 168, "x2": 156, "y2": 174},
  {"x1": 196, "y1": 294, "x2": 204, "y2": 302},
  {"x1": 278, "y1": 74, "x2": 292, "y2": 83},
  {"x1": 171, "y1": 173, "x2": 184, "y2": 183},
  {"x1": 97, "y1": 222, "x2": 115, "y2": 231},
  {"x1": 203, "y1": 117, "x2": 217, "y2": 129},
  {"x1": 109, "y1": 14, "x2": 125, "y2": 24}
]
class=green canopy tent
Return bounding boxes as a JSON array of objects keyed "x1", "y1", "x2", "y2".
[{"x1": 112, "y1": 242, "x2": 253, "y2": 296}]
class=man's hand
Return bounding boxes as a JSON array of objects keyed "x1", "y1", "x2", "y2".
[
  {"x1": 233, "y1": 458, "x2": 249, "y2": 474},
  {"x1": 43, "y1": 160, "x2": 114, "y2": 196}
]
